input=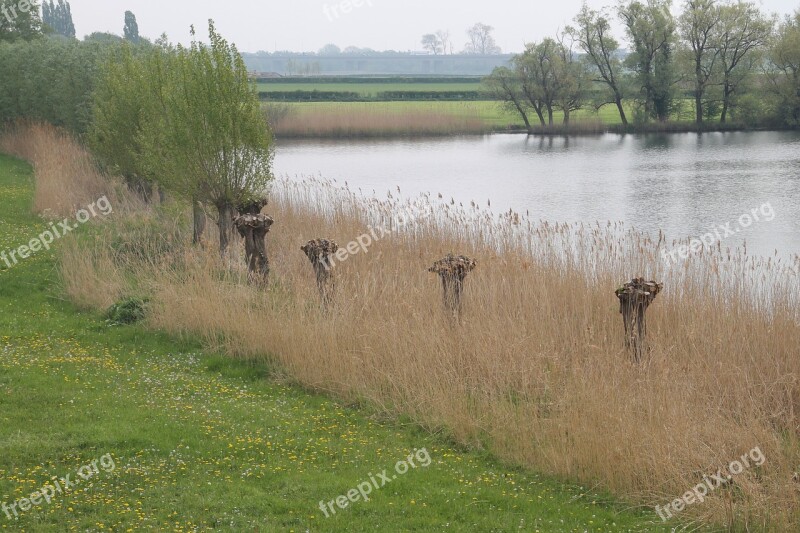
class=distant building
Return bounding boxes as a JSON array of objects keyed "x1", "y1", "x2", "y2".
[{"x1": 242, "y1": 53, "x2": 514, "y2": 77}]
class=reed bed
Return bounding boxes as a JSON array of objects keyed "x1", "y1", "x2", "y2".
[
  {"x1": 268, "y1": 103, "x2": 489, "y2": 138},
  {"x1": 5, "y1": 123, "x2": 800, "y2": 530}
]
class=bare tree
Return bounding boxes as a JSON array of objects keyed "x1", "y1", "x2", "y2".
[
  {"x1": 436, "y1": 29, "x2": 452, "y2": 54},
  {"x1": 464, "y1": 23, "x2": 502, "y2": 54}
]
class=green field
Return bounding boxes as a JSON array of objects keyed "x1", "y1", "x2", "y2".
[{"x1": 0, "y1": 154, "x2": 671, "y2": 531}]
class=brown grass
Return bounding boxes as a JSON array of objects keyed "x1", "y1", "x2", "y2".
[
  {"x1": 268, "y1": 105, "x2": 488, "y2": 138},
  {"x1": 6, "y1": 123, "x2": 800, "y2": 530}
]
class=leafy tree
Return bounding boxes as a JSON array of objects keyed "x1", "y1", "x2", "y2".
[
  {"x1": 89, "y1": 43, "x2": 157, "y2": 201},
  {"x1": 766, "y1": 11, "x2": 800, "y2": 126},
  {"x1": 464, "y1": 23, "x2": 501, "y2": 54},
  {"x1": 318, "y1": 43, "x2": 340, "y2": 55},
  {"x1": 0, "y1": 0, "x2": 43, "y2": 42},
  {"x1": 42, "y1": 0, "x2": 75, "y2": 38},
  {"x1": 123, "y1": 10, "x2": 139, "y2": 43},
  {"x1": 513, "y1": 39, "x2": 587, "y2": 126},
  {"x1": 716, "y1": 1, "x2": 773, "y2": 123},
  {"x1": 138, "y1": 22, "x2": 274, "y2": 254},
  {"x1": 679, "y1": 0, "x2": 722, "y2": 123},
  {"x1": 619, "y1": 0, "x2": 678, "y2": 122},
  {"x1": 569, "y1": 4, "x2": 630, "y2": 125},
  {"x1": 0, "y1": 38, "x2": 108, "y2": 131},
  {"x1": 483, "y1": 67, "x2": 534, "y2": 130}
]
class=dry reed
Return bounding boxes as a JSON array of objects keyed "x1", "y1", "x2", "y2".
[{"x1": 6, "y1": 123, "x2": 800, "y2": 530}]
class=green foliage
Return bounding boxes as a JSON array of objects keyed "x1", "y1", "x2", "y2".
[
  {"x1": 89, "y1": 43, "x2": 157, "y2": 185},
  {"x1": 767, "y1": 11, "x2": 800, "y2": 126},
  {"x1": 0, "y1": 38, "x2": 114, "y2": 132},
  {"x1": 620, "y1": 0, "x2": 678, "y2": 122},
  {"x1": 135, "y1": 21, "x2": 274, "y2": 253},
  {"x1": 104, "y1": 296, "x2": 148, "y2": 325},
  {"x1": 0, "y1": 0, "x2": 42, "y2": 42},
  {"x1": 42, "y1": 0, "x2": 75, "y2": 38}
]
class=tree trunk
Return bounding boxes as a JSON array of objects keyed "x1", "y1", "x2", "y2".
[
  {"x1": 720, "y1": 82, "x2": 731, "y2": 123},
  {"x1": 192, "y1": 200, "x2": 206, "y2": 245},
  {"x1": 547, "y1": 105, "x2": 554, "y2": 126},
  {"x1": 563, "y1": 108, "x2": 570, "y2": 125},
  {"x1": 695, "y1": 91, "x2": 703, "y2": 124},
  {"x1": 533, "y1": 105, "x2": 546, "y2": 126},
  {"x1": 216, "y1": 202, "x2": 235, "y2": 256},
  {"x1": 615, "y1": 95, "x2": 628, "y2": 126}
]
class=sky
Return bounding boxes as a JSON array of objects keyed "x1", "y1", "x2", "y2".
[{"x1": 68, "y1": 0, "x2": 799, "y2": 54}]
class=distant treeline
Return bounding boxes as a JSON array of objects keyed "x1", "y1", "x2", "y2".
[
  {"x1": 484, "y1": 0, "x2": 800, "y2": 130},
  {"x1": 260, "y1": 90, "x2": 490, "y2": 102},
  {"x1": 256, "y1": 76, "x2": 484, "y2": 84}
]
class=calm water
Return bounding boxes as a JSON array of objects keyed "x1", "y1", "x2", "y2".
[{"x1": 274, "y1": 132, "x2": 800, "y2": 259}]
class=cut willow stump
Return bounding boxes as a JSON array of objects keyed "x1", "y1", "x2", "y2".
[
  {"x1": 301, "y1": 239, "x2": 339, "y2": 308},
  {"x1": 615, "y1": 278, "x2": 663, "y2": 363},
  {"x1": 429, "y1": 254, "x2": 477, "y2": 319},
  {"x1": 237, "y1": 197, "x2": 268, "y2": 216},
  {"x1": 233, "y1": 214, "x2": 274, "y2": 285}
]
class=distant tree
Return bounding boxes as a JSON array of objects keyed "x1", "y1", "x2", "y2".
[
  {"x1": 553, "y1": 32, "x2": 591, "y2": 124},
  {"x1": 42, "y1": 0, "x2": 74, "y2": 38},
  {"x1": 436, "y1": 29, "x2": 452, "y2": 54},
  {"x1": 318, "y1": 43, "x2": 341, "y2": 55},
  {"x1": 679, "y1": 0, "x2": 722, "y2": 124},
  {"x1": 84, "y1": 31, "x2": 123, "y2": 44},
  {"x1": 421, "y1": 33, "x2": 442, "y2": 55},
  {"x1": 123, "y1": 10, "x2": 139, "y2": 43},
  {"x1": 464, "y1": 23, "x2": 501, "y2": 54},
  {"x1": 568, "y1": 4, "x2": 630, "y2": 125},
  {"x1": 0, "y1": 0, "x2": 43, "y2": 42},
  {"x1": 619, "y1": 0, "x2": 678, "y2": 122},
  {"x1": 716, "y1": 1, "x2": 773, "y2": 122},
  {"x1": 483, "y1": 66, "x2": 534, "y2": 130},
  {"x1": 766, "y1": 11, "x2": 800, "y2": 126}
]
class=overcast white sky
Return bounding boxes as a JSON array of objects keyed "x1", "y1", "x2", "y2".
[{"x1": 68, "y1": 0, "x2": 798, "y2": 53}]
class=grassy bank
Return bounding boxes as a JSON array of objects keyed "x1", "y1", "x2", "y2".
[
  {"x1": 0, "y1": 133, "x2": 669, "y2": 530},
  {"x1": 9, "y1": 124, "x2": 798, "y2": 531}
]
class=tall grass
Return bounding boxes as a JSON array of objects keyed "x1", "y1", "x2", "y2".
[
  {"x1": 6, "y1": 123, "x2": 800, "y2": 530},
  {"x1": 268, "y1": 103, "x2": 489, "y2": 138}
]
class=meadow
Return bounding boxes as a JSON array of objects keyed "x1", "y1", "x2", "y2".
[
  {"x1": 0, "y1": 127, "x2": 670, "y2": 531},
  {"x1": 3, "y1": 123, "x2": 797, "y2": 531}
]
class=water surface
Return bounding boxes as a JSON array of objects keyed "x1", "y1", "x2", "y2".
[{"x1": 274, "y1": 132, "x2": 800, "y2": 259}]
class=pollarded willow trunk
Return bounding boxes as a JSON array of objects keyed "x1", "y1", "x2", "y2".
[
  {"x1": 236, "y1": 197, "x2": 268, "y2": 216},
  {"x1": 429, "y1": 254, "x2": 477, "y2": 321},
  {"x1": 301, "y1": 239, "x2": 339, "y2": 309},
  {"x1": 615, "y1": 278, "x2": 663, "y2": 363},
  {"x1": 217, "y1": 202, "x2": 236, "y2": 256},
  {"x1": 192, "y1": 200, "x2": 206, "y2": 245},
  {"x1": 233, "y1": 214, "x2": 274, "y2": 285}
]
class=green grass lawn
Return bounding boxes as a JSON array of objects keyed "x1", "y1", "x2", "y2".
[{"x1": 0, "y1": 153, "x2": 672, "y2": 531}]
